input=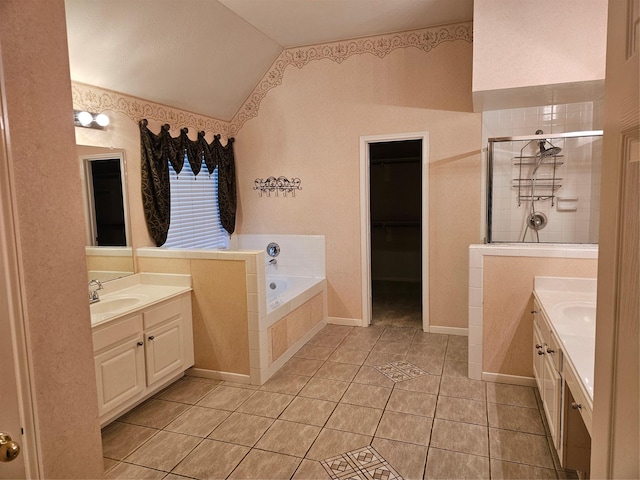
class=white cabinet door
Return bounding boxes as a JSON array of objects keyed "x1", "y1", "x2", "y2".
[
  {"x1": 145, "y1": 317, "x2": 184, "y2": 386},
  {"x1": 533, "y1": 323, "x2": 545, "y2": 392},
  {"x1": 95, "y1": 337, "x2": 145, "y2": 416},
  {"x1": 543, "y1": 354, "x2": 562, "y2": 449}
]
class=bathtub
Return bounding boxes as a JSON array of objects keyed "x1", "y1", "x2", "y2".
[{"x1": 266, "y1": 275, "x2": 322, "y2": 313}]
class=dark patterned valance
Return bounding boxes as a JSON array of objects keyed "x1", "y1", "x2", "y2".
[{"x1": 139, "y1": 119, "x2": 236, "y2": 246}]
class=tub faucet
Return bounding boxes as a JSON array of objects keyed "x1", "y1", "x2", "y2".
[
  {"x1": 88, "y1": 279, "x2": 103, "y2": 304},
  {"x1": 268, "y1": 258, "x2": 277, "y2": 265}
]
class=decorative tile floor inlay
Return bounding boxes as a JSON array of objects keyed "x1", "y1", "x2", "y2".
[
  {"x1": 375, "y1": 361, "x2": 427, "y2": 382},
  {"x1": 321, "y1": 446, "x2": 404, "y2": 480}
]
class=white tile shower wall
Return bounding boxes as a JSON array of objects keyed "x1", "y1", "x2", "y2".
[
  {"x1": 483, "y1": 102, "x2": 601, "y2": 243},
  {"x1": 237, "y1": 234, "x2": 326, "y2": 278}
]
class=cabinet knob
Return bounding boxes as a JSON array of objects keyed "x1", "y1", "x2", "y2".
[
  {"x1": 137, "y1": 341, "x2": 143, "y2": 347},
  {"x1": 537, "y1": 350, "x2": 545, "y2": 355},
  {"x1": 148, "y1": 336, "x2": 155, "y2": 341},
  {"x1": 571, "y1": 402, "x2": 583, "y2": 410}
]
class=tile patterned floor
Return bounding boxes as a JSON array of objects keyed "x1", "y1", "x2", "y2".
[{"x1": 102, "y1": 325, "x2": 570, "y2": 479}]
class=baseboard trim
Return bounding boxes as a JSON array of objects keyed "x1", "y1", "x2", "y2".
[
  {"x1": 187, "y1": 368, "x2": 251, "y2": 384},
  {"x1": 482, "y1": 372, "x2": 537, "y2": 387},
  {"x1": 328, "y1": 316, "x2": 363, "y2": 327},
  {"x1": 429, "y1": 325, "x2": 468, "y2": 336}
]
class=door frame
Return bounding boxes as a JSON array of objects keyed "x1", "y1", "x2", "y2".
[
  {"x1": 359, "y1": 132, "x2": 430, "y2": 330},
  {"x1": 0, "y1": 81, "x2": 40, "y2": 476}
]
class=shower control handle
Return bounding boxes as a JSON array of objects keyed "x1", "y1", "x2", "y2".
[
  {"x1": 546, "y1": 347, "x2": 555, "y2": 354},
  {"x1": 537, "y1": 350, "x2": 545, "y2": 356},
  {"x1": 535, "y1": 343, "x2": 543, "y2": 349}
]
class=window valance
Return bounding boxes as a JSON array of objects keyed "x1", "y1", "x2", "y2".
[{"x1": 139, "y1": 119, "x2": 237, "y2": 246}]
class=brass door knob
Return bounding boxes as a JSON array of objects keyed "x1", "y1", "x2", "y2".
[{"x1": 0, "y1": 432, "x2": 20, "y2": 462}]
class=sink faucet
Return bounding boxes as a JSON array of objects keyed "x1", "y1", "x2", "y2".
[{"x1": 88, "y1": 279, "x2": 103, "y2": 304}]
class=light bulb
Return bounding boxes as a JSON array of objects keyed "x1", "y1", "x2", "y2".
[
  {"x1": 95, "y1": 113, "x2": 110, "y2": 127},
  {"x1": 77, "y1": 111, "x2": 93, "y2": 126}
]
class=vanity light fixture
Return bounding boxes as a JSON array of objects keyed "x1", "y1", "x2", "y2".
[{"x1": 73, "y1": 109, "x2": 110, "y2": 129}]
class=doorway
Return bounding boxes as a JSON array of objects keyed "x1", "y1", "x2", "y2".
[{"x1": 360, "y1": 132, "x2": 429, "y2": 331}]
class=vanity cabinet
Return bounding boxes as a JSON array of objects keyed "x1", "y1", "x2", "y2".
[
  {"x1": 532, "y1": 299, "x2": 563, "y2": 451},
  {"x1": 92, "y1": 293, "x2": 193, "y2": 425}
]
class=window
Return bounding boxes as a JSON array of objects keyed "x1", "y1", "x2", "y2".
[{"x1": 163, "y1": 156, "x2": 229, "y2": 249}]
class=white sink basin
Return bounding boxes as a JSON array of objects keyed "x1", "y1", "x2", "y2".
[
  {"x1": 90, "y1": 295, "x2": 145, "y2": 315},
  {"x1": 561, "y1": 304, "x2": 596, "y2": 324}
]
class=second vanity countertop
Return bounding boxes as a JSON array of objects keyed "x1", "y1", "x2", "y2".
[
  {"x1": 533, "y1": 276, "x2": 597, "y2": 404},
  {"x1": 90, "y1": 273, "x2": 192, "y2": 327}
]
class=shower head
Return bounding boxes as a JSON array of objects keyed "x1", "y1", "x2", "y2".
[{"x1": 539, "y1": 143, "x2": 562, "y2": 158}]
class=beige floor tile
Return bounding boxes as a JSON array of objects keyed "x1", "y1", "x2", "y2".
[
  {"x1": 236, "y1": 390, "x2": 294, "y2": 418},
  {"x1": 298, "y1": 377, "x2": 350, "y2": 402},
  {"x1": 379, "y1": 327, "x2": 417, "y2": 343},
  {"x1": 405, "y1": 354, "x2": 444, "y2": 375},
  {"x1": 196, "y1": 385, "x2": 255, "y2": 411},
  {"x1": 294, "y1": 344, "x2": 336, "y2": 361},
  {"x1": 430, "y1": 418, "x2": 489, "y2": 457},
  {"x1": 439, "y1": 375, "x2": 486, "y2": 401},
  {"x1": 305, "y1": 429, "x2": 372, "y2": 461},
  {"x1": 156, "y1": 378, "x2": 217, "y2": 404},
  {"x1": 445, "y1": 344, "x2": 468, "y2": 363},
  {"x1": 187, "y1": 376, "x2": 224, "y2": 386},
  {"x1": 486, "y1": 383, "x2": 539, "y2": 408},
  {"x1": 103, "y1": 457, "x2": 118, "y2": 474},
  {"x1": 280, "y1": 396, "x2": 337, "y2": 426},
  {"x1": 394, "y1": 373, "x2": 441, "y2": 394},
  {"x1": 375, "y1": 411, "x2": 432, "y2": 446},
  {"x1": 164, "y1": 474, "x2": 198, "y2": 480},
  {"x1": 371, "y1": 438, "x2": 428, "y2": 480},
  {"x1": 123, "y1": 430, "x2": 201, "y2": 472},
  {"x1": 208, "y1": 412, "x2": 274, "y2": 446},
  {"x1": 280, "y1": 357, "x2": 325, "y2": 376},
  {"x1": 220, "y1": 381, "x2": 260, "y2": 390},
  {"x1": 259, "y1": 372, "x2": 310, "y2": 395},
  {"x1": 371, "y1": 341, "x2": 411, "y2": 356},
  {"x1": 347, "y1": 325, "x2": 385, "y2": 339},
  {"x1": 307, "y1": 333, "x2": 346, "y2": 348},
  {"x1": 412, "y1": 332, "x2": 449, "y2": 347},
  {"x1": 340, "y1": 382, "x2": 392, "y2": 409},
  {"x1": 327, "y1": 347, "x2": 369, "y2": 365},
  {"x1": 488, "y1": 402, "x2": 546, "y2": 435},
  {"x1": 489, "y1": 427, "x2": 555, "y2": 469},
  {"x1": 442, "y1": 357, "x2": 468, "y2": 377},
  {"x1": 102, "y1": 422, "x2": 158, "y2": 461},
  {"x1": 435, "y1": 396, "x2": 487, "y2": 426},
  {"x1": 291, "y1": 459, "x2": 331, "y2": 479},
  {"x1": 320, "y1": 325, "x2": 354, "y2": 337},
  {"x1": 172, "y1": 439, "x2": 249, "y2": 479},
  {"x1": 406, "y1": 342, "x2": 447, "y2": 358},
  {"x1": 425, "y1": 448, "x2": 490, "y2": 479},
  {"x1": 255, "y1": 420, "x2": 322, "y2": 457},
  {"x1": 490, "y1": 458, "x2": 558, "y2": 479},
  {"x1": 314, "y1": 361, "x2": 360, "y2": 382},
  {"x1": 228, "y1": 449, "x2": 302, "y2": 479},
  {"x1": 364, "y1": 351, "x2": 407, "y2": 367},
  {"x1": 339, "y1": 335, "x2": 378, "y2": 351},
  {"x1": 104, "y1": 462, "x2": 166, "y2": 479},
  {"x1": 119, "y1": 399, "x2": 190, "y2": 429},
  {"x1": 352, "y1": 366, "x2": 396, "y2": 388},
  {"x1": 447, "y1": 335, "x2": 467, "y2": 349},
  {"x1": 386, "y1": 389, "x2": 436, "y2": 417},
  {"x1": 164, "y1": 405, "x2": 230, "y2": 437},
  {"x1": 325, "y1": 403, "x2": 383, "y2": 436}
]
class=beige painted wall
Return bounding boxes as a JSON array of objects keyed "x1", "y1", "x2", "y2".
[
  {"x1": 0, "y1": 1, "x2": 103, "y2": 477},
  {"x1": 234, "y1": 40, "x2": 482, "y2": 326},
  {"x1": 138, "y1": 257, "x2": 250, "y2": 375},
  {"x1": 483, "y1": 256, "x2": 598, "y2": 377}
]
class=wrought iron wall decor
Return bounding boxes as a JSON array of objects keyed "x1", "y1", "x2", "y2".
[{"x1": 254, "y1": 176, "x2": 302, "y2": 197}]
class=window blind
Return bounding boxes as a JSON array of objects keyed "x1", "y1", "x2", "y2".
[{"x1": 163, "y1": 157, "x2": 229, "y2": 249}]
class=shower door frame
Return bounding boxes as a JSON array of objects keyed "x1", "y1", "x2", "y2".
[{"x1": 359, "y1": 131, "x2": 430, "y2": 331}]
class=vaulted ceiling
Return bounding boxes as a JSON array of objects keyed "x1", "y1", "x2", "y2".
[{"x1": 64, "y1": 0, "x2": 473, "y2": 121}]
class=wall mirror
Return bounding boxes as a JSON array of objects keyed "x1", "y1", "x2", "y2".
[{"x1": 78, "y1": 145, "x2": 134, "y2": 282}]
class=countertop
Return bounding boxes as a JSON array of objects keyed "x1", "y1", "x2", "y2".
[{"x1": 533, "y1": 276, "x2": 597, "y2": 404}]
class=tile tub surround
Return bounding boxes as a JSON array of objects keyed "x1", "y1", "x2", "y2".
[
  {"x1": 468, "y1": 244, "x2": 598, "y2": 382},
  {"x1": 102, "y1": 324, "x2": 572, "y2": 480},
  {"x1": 137, "y1": 246, "x2": 327, "y2": 385}
]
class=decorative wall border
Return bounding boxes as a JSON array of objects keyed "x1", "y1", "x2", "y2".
[
  {"x1": 71, "y1": 82, "x2": 230, "y2": 136},
  {"x1": 229, "y1": 22, "x2": 472, "y2": 135}
]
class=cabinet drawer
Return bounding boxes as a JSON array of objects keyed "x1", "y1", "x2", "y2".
[
  {"x1": 564, "y1": 363, "x2": 593, "y2": 435},
  {"x1": 93, "y1": 314, "x2": 142, "y2": 352},
  {"x1": 143, "y1": 297, "x2": 182, "y2": 329}
]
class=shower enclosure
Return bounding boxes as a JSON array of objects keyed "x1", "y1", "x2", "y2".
[{"x1": 486, "y1": 130, "x2": 603, "y2": 243}]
